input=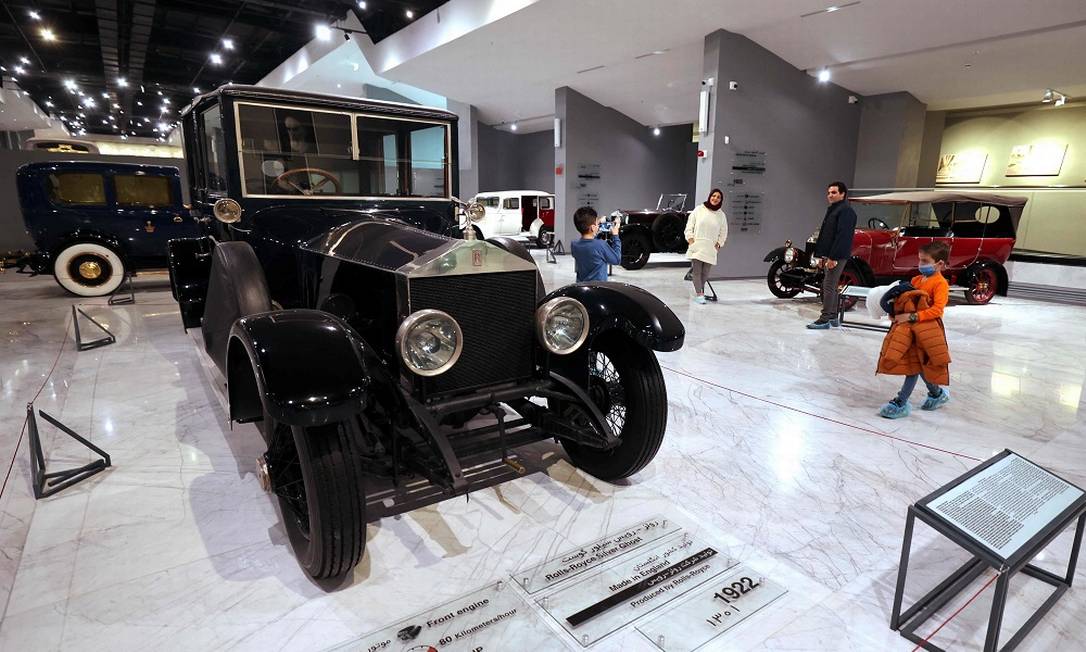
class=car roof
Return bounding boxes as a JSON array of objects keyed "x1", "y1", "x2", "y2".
[
  {"x1": 183, "y1": 84, "x2": 458, "y2": 123},
  {"x1": 475, "y1": 190, "x2": 554, "y2": 197},
  {"x1": 17, "y1": 161, "x2": 181, "y2": 176},
  {"x1": 852, "y1": 191, "x2": 1027, "y2": 207}
]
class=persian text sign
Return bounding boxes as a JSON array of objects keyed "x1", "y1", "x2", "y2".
[
  {"x1": 515, "y1": 515, "x2": 681, "y2": 594},
  {"x1": 637, "y1": 566, "x2": 787, "y2": 651},
  {"x1": 326, "y1": 582, "x2": 558, "y2": 652}
]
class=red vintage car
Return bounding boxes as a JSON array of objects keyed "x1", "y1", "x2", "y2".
[{"x1": 765, "y1": 191, "x2": 1026, "y2": 307}]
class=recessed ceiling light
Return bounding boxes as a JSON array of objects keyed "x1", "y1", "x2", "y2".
[
  {"x1": 13, "y1": 66, "x2": 26, "y2": 75},
  {"x1": 162, "y1": 98, "x2": 170, "y2": 104},
  {"x1": 45, "y1": 100, "x2": 54, "y2": 107},
  {"x1": 40, "y1": 28, "x2": 56, "y2": 42},
  {"x1": 83, "y1": 97, "x2": 96, "y2": 108},
  {"x1": 112, "y1": 102, "x2": 120, "y2": 108},
  {"x1": 210, "y1": 52, "x2": 223, "y2": 65},
  {"x1": 817, "y1": 69, "x2": 831, "y2": 82},
  {"x1": 101, "y1": 91, "x2": 109, "y2": 99},
  {"x1": 358, "y1": 1, "x2": 366, "y2": 8},
  {"x1": 193, "y1": 87, "x2": 201, "y2": 94},
  {"x1": 20, "y1": 56, "x2": 30, "y2": 65},
  {"x1": 28, "y1": 10, "x2": 41, "y2": 20},
  {"x1": 117, "y1": 77, "x2": 128, "y2": 87},
  {"x1": 101, "y1": 119, "x2": 108, "y2": 124},
  {"x1": 653, "y1": 127, "x2": 661, "y2": 136},
  {"x1": 510, "y1": 123, "x2": 517, "y2": 131},
  {"x1": 315, "y1": 24, "x2": 332, "y2": 41},
  {"x1": 405, "y1": 9, "x2": 414, "y2": 19},
  {"x1": 136, "y1": 100, "x2": 143, "y2": 106},
  {"x1": 801, "y1": 2, "x2": 861, "y2": 18},
  {"x1": 222, "y1": 38, "x2": 234, "y2": 50}
]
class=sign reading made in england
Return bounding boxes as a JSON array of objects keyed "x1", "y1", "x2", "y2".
[{"x1": 326, "y1": 582, "x2": 557, "y2": 652}]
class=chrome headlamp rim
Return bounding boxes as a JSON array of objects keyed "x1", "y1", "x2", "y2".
[
  {"x1": 395, "y1": 309, "x2": 464, "y2": 377},
  {"x1": 535, "y1": 297, "x2": 590, "y2": 355},
  {"x1": 783, "y1": 247, "x2": 796, "y2": 264},
  {"x1": 213, "y1": 198, "x2": 242, "y2": 224}
]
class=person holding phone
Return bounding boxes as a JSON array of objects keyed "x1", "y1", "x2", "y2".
[{"x1": 571, "y1": 206, "x2": 621, "y2": 282}]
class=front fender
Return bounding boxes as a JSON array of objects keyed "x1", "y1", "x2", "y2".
[
  {"x1": 52, "y1": 230, "x2": 127, "y2": 260},
  {"x1": 764, "y1": 246, "x2": 788, "y2": 263},
  {"x1": 546, "y1": 282, "x2": 685, "y2": 352},
  {"x1": 226, "y1": 309, "x2": 376, "y2": 428}
]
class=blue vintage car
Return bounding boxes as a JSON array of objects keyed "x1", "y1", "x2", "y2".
[{"x1": 15, "y1": 161, "x2": 197, "y2": 296}]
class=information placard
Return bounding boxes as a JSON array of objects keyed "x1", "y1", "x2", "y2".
[
  {"x1": 326, "y1": 582, "x2": 558, "y2": 652},
  {"x1": 636, "y1": 566, "x2": 786, "y2": 651},
  {"x1": 538, "y1": 532, "x2": 738, "y2": 646},
  {"x1": 927, "y1": 452, "x2": 1084, "y2": 559},
  {"x1": 514, "y1": 515, "x2": 681, "y2": 594}
]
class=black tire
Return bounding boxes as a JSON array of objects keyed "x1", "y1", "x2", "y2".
[
  {"x1": 201, "y1": 242, "x2": 272, "y2": 371},
  {"x1": 766, "y1": 260, "x2": 802, "y2": 298},
  {"x1": 265, "y1": 414, "x2": 367, "y2": 580},
  {"x1": 561, "y1": 332, "x2": 666, "y2": 480},
  {"x1": 621, "y1": 233, "x2": 651, "y2": 270},
  {"x1": 537, "y1": 226, "x2": 554, "y2": 248},
  {"x1": 651, "y1": 212, "x2": 687, "y2": 251}
]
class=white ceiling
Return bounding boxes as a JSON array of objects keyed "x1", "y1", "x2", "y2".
[{"x1": 361, "y1": 0, "x2": 1086, "y2": 131}]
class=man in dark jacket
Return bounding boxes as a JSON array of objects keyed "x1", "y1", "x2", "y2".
[{"x1": 807, "y1": 181, "x2": 858, "y2": 329}]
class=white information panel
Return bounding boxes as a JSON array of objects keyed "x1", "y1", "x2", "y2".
[
  {"x1": 326, "y1": 582, "x2": 559, "y2": 652},
  {"x1": 515, "y1": 515, "x2": 682, "y2": 594},
  {"x1": 636, "y1": 566, "x2": 787, "y2": 651},
  {"x1": 929, "y1": 453, "x2": 1084, "y2": 559},
  {"x1": 538, "y1": 532, "x2": 738, "y2": 646}
]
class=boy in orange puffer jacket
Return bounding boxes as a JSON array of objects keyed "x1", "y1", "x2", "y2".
[{"x1": 878, "y1": 241, "x2": 952, "y2": 419}]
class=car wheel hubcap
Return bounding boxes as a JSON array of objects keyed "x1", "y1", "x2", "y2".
[
  {"x1": 256, "y1": 455, "x2": 272, "y2": 492},
  {"x1": 79, "y1": 260, "x2": 102, "y2": 279}
]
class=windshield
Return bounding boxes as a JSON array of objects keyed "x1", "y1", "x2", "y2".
[
  {"x1": 851, "y1": 202, "x2": 907, "y2": 229},
  {"x1": 237, "y1": 103, "x2": 450, "y2": 199}
]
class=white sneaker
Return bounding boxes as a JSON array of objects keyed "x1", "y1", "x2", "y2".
[{"x1": 694, "y1": 295, "x2": 707, "y2": 304}]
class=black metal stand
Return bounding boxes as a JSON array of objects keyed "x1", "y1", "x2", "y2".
[
  {"x1": 890, "y1": 451, "x2": 1086, "y2": 652},
  {"x1": 108, "y1": 272, "x2": 135, "y2": 305},
  {"x1": 685, "y1": 266, "x2": 718, "y2": 301},
  {"x1": 546, "y1": 240, "x2": 565, "y2": 264},
  {"x1": 26, "y1": 403, "x2": 112, "y2": 499},
  {"x1": 72, "y1": 305, "x2": 116, "y2": 351}
]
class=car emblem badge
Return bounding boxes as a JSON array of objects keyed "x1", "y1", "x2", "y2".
[{"x1": 472, "y1": 249, "x2": 483, "y2": 266}]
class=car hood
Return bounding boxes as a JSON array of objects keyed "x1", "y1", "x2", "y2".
[{"x1": 302, "y1": 219, "x2": 538, "y2": 278}]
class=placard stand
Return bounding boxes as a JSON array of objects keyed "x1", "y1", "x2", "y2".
[
  {"x1": 72, "y1": 305, "x2": 116, "y2": 351},
  {"x1": 890, "y1": 450, "x2": 1086, "y2": 652}
]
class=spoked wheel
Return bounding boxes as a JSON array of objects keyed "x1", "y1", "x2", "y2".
[
  {"x1": 621, "y1": 233, "x2": 651, "y2": 270},
  {"x1": 560, "y1": 332, "x2": 666, "y2": 480},
  {"x1": 836, "y1": 265, "x2": 864, "y2": 311},
  {"x1": 537, "y1": 226, "x2": 554, "y2": 249},
  {"x1": 966, "y1": 266, "x2": 999, "y2": 305},
  {"x1": 263, "y1": 413, "x2": 367, "y2": 580},
  {"x1": 766, "y1": 260, "x2": 802, "y2": 298}
]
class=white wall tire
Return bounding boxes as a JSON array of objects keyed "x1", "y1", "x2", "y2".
[{"x1": 53, "y1": 243, "x2": 125, "y2": 297}]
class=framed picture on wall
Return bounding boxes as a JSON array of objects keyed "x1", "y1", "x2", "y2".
[
  {"x1": 936, "y1": 151, "x2": 988, "y2": 184},
  {"x1": 1005, "y1": 143, "x2": 1068, "y2": 176}
]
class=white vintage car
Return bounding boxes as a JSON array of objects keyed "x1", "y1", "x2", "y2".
[{"x1": 472, "y1": 190, "x2": 556, "y2": 246}]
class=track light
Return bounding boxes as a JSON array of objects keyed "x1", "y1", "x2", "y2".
[
  {"x1": 817, "y1": 69, "x2": 831, "y2": 82},
  {"x1": 1043, "y1": 88, "x2": 1070, "y2": 106},
  {"x1": 41, "y1": 28, "x2": 56, "y2": 42},
  {"x1": 653, "y1": 127, "x2": 661, "y2": 136},
  {"x1": 210, "y1": 53, "x2": 223, "y2": 65},
  {"x1": 405, "y1": 9, "x2": 414, "y2": 19},
  {"x1": 20, "y1": 56, "x2": 30, "y2": 65},
  {"x1": 29, "y1": 10, "x2": 41, "y2": 20},
  {"x1": 358, "y1": 1, "x2": 367, "y2": 8},
  {"x1": 1041, "y1": 89, "x2": 1054, "y2": 103},
  {"x1": 315, "y1": 24, "x2": 332, "y2": 41},
  {"x1": 222, "y1": 38, "x2": 234, "y2": 50}
]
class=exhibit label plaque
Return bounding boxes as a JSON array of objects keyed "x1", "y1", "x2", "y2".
[
  {"x1": 636, "y1": 566, "x2": 786, "y2": 651},
  {"x1": 928, "y1": 452, "x2": 1084, "y2": 559},
  {"x1": 326, "y1": 581, "x2": 558, "y2": 652},
  {"x1": 515, "y1": 515, "x2": 681, "y2": 594},
  {"x1": 538, "y1": 532, "x2": 738, "y2": 646}
]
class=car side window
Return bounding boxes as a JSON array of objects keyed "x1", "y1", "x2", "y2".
[
  {"x1": 200, "y1": 106, "x2": 228, "y2": 192},
  {"x1": 540, "y1": 197, "x2": 553, "y2": 209},
  {"x1": 503, "y1": 198, "x2": 519, "y2": 210},
  {"x1": 115, "y1": 175, "x2": 175, "y2": 208},
  {"x1": 46, "y1": 173, "x2": 107, "y2": 206}
]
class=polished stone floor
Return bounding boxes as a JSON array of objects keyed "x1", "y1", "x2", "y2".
[{"x1": 0, "y1": 256, "x2": 1083, "y2": 651}]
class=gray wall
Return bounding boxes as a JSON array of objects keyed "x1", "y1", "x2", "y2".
[
  {"x1": 555, "y1": 86, "x2": 698, "y2": 246},
  {"x1": 477, "y1": 123, "x2": 521, "y2": 193},
  {"x1": 695, "y1": 29, "x2": 861, "y2": 278},
  {"x1": 916, "y1": 111, "x2": 947, "y2": 187},
  {"x1": 854, "y1": 92, "x2": 927, "y2": 188},
  {"x1": 1, "y1": 150, "x2": 188, "y2": 254},
  {"x1": 517, "y1": 130, "x2": 556, "y2": 194}
]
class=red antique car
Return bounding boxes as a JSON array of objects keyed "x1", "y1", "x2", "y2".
[{"x1": 764, "y1": 191, "x2": 1026, "y2": 307}]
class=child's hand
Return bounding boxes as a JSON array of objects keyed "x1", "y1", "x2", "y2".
[
  {"x1": 610, "y1": 223, "x2": 620, "y2": 236},
  {"x1": 687, "y1": 237, "x2": 695, "y2": 245}
]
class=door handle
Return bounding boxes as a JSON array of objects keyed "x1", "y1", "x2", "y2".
[{"x1": 173, "y1": 215, "x2": 184, "y2": 223}]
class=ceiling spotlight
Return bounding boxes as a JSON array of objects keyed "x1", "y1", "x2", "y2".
[
  {"x1": 20, "y1": 56, "x2": 30, "y2": 65},
  {"x1": 826, "y1": 5, "x2": 839, "y2": 12},
  {"x1": 157, "y1": 122, "x2": 168, "y2": 131},
  {"x1": 315, "y1": 24, "x2": 332, "y2": 41},
  {"x1": 136, "y1": 100, "x2": 143, "y2": 106},
  {"x1": 112, "y1": 102, "x2": 120, "y2": 108},
  {"x1": 101, "y1": 91, "x2": 109, "y2": 99},
  {"x1": 45, "y1": 100, "x2": 54, "y2": 107},
  {"x1": 817, "y1": 69, "x2": 831, "y2": 82},
  {"x1": 13, "y1": 66, "x2": 26, "y2": 75},
  {"x1": 405, "y1": 9, "x2": 414, "y2": 19},
  {"x1": 157, "y1": 90, "x2": 163, "y2": 96},
  {"x1": 40, "y1": 28, "x2": 56, "y2": 42},
  {"x1": 1041, "y1": 89, "x2": 1054, "y2": 103},
  {"x1": 143, "y1": 117, "x2": 150, "y2": 123},
  {"x1": 101, "y1": 119, "x2": 108, "y2": 125},
  {"x1": 193, "y1": 87, "x2": 201, "y2": 94},
  {"x1": 162, "y1": 98, "x2": 170, "y2": 104},
  {"x1": 210, "y1": 53, "x2": 223, "y2": 65},
  {"x1": 358, "y1": 1, "x2": 366, "y2": 8},
  {"x1": 510, "y1": 123, "x2": 518, "y2": 131},
  {"x1": 652, "y1": 127, "x2": 661, "y2": 136},
  {"x1": 222, "y1": 38, "x2": 234, "y2": 50},
  {"x1": 82, "y1": 97, "x2": 96, "y2": 108},
  {"x1": 118, "y1": 77, "x2": 128, "y2": 87},
  {"x1": 29, "y1": 10, "x2": 41, "y2": 20}
]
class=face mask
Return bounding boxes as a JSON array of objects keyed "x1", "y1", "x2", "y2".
[{"x1": 919, "y1": 264, "x2": 936, "y2": 277}]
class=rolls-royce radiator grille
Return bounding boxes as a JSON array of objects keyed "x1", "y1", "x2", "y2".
[{"x1": 409, "y1": 271, "x2": 537, "y2": 394}]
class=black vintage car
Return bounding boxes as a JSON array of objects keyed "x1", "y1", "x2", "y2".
[
  {"x1": 612, "y1": 193, "x2": 690, "y2": 270},
  {"x1": 167, "y1": 86, "x2": 685, "y2": 581}
]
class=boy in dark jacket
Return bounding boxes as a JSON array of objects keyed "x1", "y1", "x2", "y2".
[
  {"x1": 570, "y1": 206, "x2": 621, "y2": 282},
  {"x1": 807, "y1": 181, "x2": 858, "y2": 329}
]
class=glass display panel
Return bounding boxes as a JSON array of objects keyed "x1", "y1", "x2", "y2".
[
  {"x1": 115, "y1": 175, "x2": 173, "y2": 208},
  {"x1": 47, "y1": 173, "x2": 106, "y2": 206}
]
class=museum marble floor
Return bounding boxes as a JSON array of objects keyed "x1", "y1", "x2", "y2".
[{"x1": 0, "y1": 254, "x2": 1083, "y2": 651}]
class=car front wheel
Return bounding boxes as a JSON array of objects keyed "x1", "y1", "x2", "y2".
[
  {"x1": 766, "y1": 260, "x2": 802, "y2": 298},
  {"x1": 53, "y1": 242, "x2": 125, "y2": 296},
  {"x1": 560, "y1": 332, "x2": 666, "y2": 480},
  {"x1": 263, "y1": 413, "x2": 367, "y2": 580},
  {"x1": 537, "y1": 226, "x2": 554, "y2": 248}
]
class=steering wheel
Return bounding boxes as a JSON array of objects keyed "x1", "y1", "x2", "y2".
[
  {"x1": 868, "y1": 217, "x2": 891, "y2": 230},
  {"x1": 274, "y1": 167, "x2": 342, "y2": 195}
]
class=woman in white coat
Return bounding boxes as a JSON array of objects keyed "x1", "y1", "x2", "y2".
[{"x1": 685, "y1": 188, "x2": 729, "y2": 304}]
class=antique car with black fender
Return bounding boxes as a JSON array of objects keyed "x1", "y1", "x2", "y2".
[
  {"x1": 611, "y1": 193, "x2": 690, "y2": 270},
  {"x1": 764, "y1": 191, "x2": 1025, "y2": 309},
  {"x1": 167, "y1": 86, "x2": 685, "y2": 581}
]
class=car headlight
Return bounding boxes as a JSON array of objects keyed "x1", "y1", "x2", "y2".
[
  {"x1": 213, "y1": 198, "x2": 242, "y2": 223},
  {"x1": 536, "y1": 297, "x2": 589, "y2": 355},
  {"x1": 395, "y1": 309, "x2": 463, "y2": 376},
  {"x1": 783, "y1": 248, "x2": 796, "y2": 263}
]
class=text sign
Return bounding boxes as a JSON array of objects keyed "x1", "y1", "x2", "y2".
[
  {"x1": 326, "y1": 582, "x2": 557, "y2": 652},
  {"x1": 637, "y1": 566, "x2": 786, "y2": 651},
  {"x1": 515, "y1": 515, "x2": 681, "y2": 594},
  {"x1": 539, "y1": 533, "x2": 738, "y2": 646},
  {"x1": 929, "y1": 453, "x2": 1084, "y2": 559}
]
